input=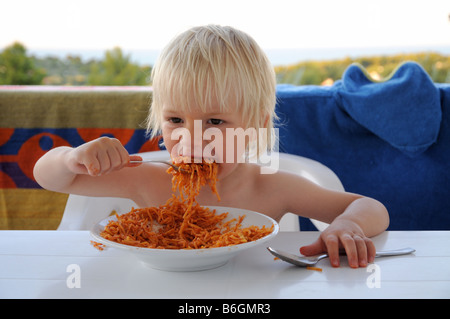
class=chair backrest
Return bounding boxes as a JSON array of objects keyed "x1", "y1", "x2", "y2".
[{"x1": 58, "y1": 150, "x2": 344, "y2": 231}]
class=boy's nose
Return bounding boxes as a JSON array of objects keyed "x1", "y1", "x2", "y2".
[
  {"x1": 178, "y1": 136, "x2": 203, "y2": 162},
  {"x1": 170, "y1": 120, "x2": 204, "y2": 162}
]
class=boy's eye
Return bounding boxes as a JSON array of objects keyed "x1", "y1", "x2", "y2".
[
  {"x1": 207, "y1": 118, "x2": 224, "y2": 125},
  {"x1": 168, "y1": 117, "x2": 183, "y2": 124}
]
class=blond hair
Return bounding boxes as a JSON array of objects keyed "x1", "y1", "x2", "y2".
[{"x1": 147, "y1": 25, "x2": 277, "y2": 157}]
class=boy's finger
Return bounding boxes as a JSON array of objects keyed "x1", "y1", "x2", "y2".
[
  {"x1": 299, "y1": 238, "x2": 323, "y2": 256},
  {"x1": 365, "y1": 238, "x2": 376, "y2": 263},
  {"x1": 127, "y1": 155, "x2": 143, "y2": 167},
  {"x1": 340, "y1": 233, "x2": 358, "y2": 268},
  {"x1": 354, "y1": 235, "x2": 368, "y2": 267},
  {"x1": 129, "y1": 155, "x2": 143, "y2": 162},
  {"x1": 85, "y1": 159, "x2": 101, "y2": 176},
  {"x1": 323, "y1": 234, "x2": 340, "y2": 267},
  {"x1": 106, "y1": 147, "x2": 123, "y2": 172}
]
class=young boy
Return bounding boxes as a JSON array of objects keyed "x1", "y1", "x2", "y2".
[{"x1": 34, "y1": 25, "x2": 389, "y2": 268}]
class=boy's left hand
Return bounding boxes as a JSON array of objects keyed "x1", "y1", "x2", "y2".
[{"x1": 299, "y1": 219, "x2": 376, "y2": 268}]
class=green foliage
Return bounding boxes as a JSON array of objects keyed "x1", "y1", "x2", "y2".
[
  {"x1": 87, "y1": 47, "x2": 151, "y2": 85},
  {"x1": 1, "y1": 42, "x2": 448, "y2": 86},
  {"x1": 34, "y1": 54, "x2": 96, "y2": 85},
  {"x1": 275, "y1": 53, "x2": 450, "y2": 85},
  {"x1": 0, "y1": 42, "x2": 46, "y2": 85},
  {"x1": 0, "y1": 42, "x2": 151, "y2": 86}
]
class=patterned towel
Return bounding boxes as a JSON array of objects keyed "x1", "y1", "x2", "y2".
[{"x1": 0, "y1": 87, "x2": 160, "y2": 229}]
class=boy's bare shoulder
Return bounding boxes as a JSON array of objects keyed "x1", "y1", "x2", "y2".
[
  {"x1": 122, "y1": 163, "x2": 174, "y2": 206},
  {"x1": 253, "y1": 165, "x2": 312, "y2": 186},
  {"x1": 252, "y1": 165, "x2": 322, "y2": 203},
  {"x1": 238, "y1": 164, "x2": 317, "y2": 220}
]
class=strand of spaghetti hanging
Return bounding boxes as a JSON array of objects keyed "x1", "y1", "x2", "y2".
[{"x1": 167, "y1": 157, "x2": 220, "y2": 240}]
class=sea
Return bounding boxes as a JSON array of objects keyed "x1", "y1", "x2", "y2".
[{"x1": 29, "y1": 46, "x2": 450, "y2": 67}]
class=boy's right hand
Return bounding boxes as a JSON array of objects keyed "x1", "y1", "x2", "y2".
[{"x1": 65, "y1": 137, "x2": 140, "y2": 176}]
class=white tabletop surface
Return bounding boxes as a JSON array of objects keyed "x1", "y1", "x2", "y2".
[{"x1": 0, "y1": 230, "x2": 449, "y2": 299}]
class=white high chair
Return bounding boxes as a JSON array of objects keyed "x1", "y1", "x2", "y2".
[{"x1": 58, "y1": 151, "x2": 344, "y2": 231}]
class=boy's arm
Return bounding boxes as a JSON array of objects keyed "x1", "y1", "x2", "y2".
[
  {"x1": 332, "y1": 196, "x2": 390, "y2": 238},
  {"x1": 275, "y1": 171, "x2": 389, "y2": 268},
  {"x1": 33, "y1": 137, "x2": 142, "y2": 198},
  {"x1": 33, "y1": 146, "x2": 81, "y2": 193}
]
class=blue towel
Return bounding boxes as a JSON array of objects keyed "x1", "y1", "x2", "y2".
[
  {"x1": 335, "y1": 62, "x2": 441, "y2": 157},
  {"x1": 275, "y1": 62, "x2": 450, "y2": 231}
]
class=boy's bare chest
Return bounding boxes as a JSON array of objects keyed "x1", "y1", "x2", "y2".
[
  {"x1": 196, "y1": 183, "x2": 283, "y2": 221},
  {"x1": 136, "y1": 165, "x2": 285, "y2": 221}
]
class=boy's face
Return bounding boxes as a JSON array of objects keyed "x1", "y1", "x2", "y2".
[{"x1": 161, "y1": 96, "x2": 256, "y2": 178}]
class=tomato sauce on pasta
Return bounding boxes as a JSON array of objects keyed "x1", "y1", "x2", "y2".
[{"x1": 100, "y1": 160, "x2": 274, "y2": 249}]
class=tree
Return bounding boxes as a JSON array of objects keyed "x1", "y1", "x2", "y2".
[
  {"x1": 87, "y1": 47, "x2": 150, "y2": 85},
  {"x1": 0, "y1": 42, "x2": 46, "y2": 84}
]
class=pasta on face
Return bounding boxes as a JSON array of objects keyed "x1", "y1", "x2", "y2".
[{"x1": 100, "y1": 161, "x2": 273, "y2": 249}]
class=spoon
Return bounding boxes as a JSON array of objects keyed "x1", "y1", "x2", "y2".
[{"x1": 267, "y1": 246, "x2": 415, "y2": 267}]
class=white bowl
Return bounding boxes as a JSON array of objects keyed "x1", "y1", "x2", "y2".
[{"x1": 90, "y1": 206, "x2": 279, "y2": 271}]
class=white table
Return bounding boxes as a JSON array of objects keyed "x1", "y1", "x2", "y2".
[{"x1": 0, "y1": 230, "x2": 449, "y2": 299}]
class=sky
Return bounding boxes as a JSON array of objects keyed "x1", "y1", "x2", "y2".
[{"x1": 1, "y1": 0, "x2": 449, "y2": 59}]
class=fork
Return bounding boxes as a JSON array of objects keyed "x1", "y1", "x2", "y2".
[
  {"x1": 267, "y1": 246, "x2": 415, "y2": 267},
  {"x1": 129, "y1": 160, "x2": 185, "y2": 172}
]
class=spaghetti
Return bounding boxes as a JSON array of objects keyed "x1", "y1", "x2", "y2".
[{"x1": 100, "y1": 159, "x2": 273, "y2": 249}]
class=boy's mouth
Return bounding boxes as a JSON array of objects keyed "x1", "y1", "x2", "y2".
[{"x1": 172, "y1": 156, "x2": 215, "y2": 164}]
